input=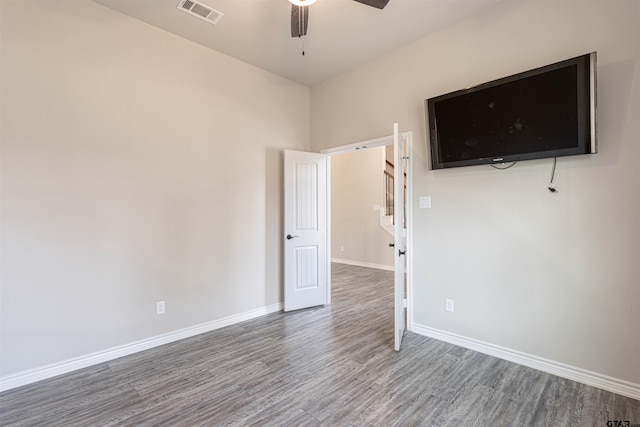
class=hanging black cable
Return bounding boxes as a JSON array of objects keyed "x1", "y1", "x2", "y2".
[{"x1": 548, "y1": 157, "x2": 558, "y2": 193}]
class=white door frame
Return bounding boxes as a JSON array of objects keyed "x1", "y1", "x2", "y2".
[{"x1": 320, "y1": 131, "x2": 414, "y2": 332}]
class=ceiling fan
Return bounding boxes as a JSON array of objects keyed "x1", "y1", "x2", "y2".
[{"x1": 289, "y1": 0, "x2": 390, "y2": 38}]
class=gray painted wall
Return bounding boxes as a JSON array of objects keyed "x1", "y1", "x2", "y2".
[
  {"x1": 0, "y1": 1, "x2": 309, "y2": 376},
  {"x1": 311, "y1": 1, "x2": 640, "y2": 384}
]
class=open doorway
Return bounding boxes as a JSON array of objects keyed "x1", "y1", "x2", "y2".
[
  {"x1": 283, "y1": 129, "x2": 412, "y2": 348},
  {"x1": 321, "y1": 130, "x2": 413, "y2": 338},
  {"x1": 330, "y1": 145, "x2": 395, "y2": 271}
]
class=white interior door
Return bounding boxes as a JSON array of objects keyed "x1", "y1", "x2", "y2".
[
  {"x1": 284, "y1": 150, "x2": 329, "y2": 312},
  {"x1": 393, "y1": 123, "x2": 407, "y2": 351}
]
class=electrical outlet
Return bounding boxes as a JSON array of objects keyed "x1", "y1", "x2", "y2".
[
  {"x1": 156, "y1": 301, "x2": 165, "y2": 315},
  {"x1": 340, "y1": 245, "x2": 345, "y2": 252},
  {"x1": 445, "y1": 298, "x2": 454, "y2": 313}
]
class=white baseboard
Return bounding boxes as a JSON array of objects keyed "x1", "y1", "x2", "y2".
[
  {"x1": 332, "y1": 257, "x2": 394, "y2": 271},
  {"x1": 412, "y1": 323, "x2": 640, "y2": 401},
  {"x1": 0, "y1": 303, "x2": 283, "y2": 392}
]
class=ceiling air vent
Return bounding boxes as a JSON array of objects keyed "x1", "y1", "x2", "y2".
[{"x1": 177, "y1": 0, "x2": 224, "y2": 25}]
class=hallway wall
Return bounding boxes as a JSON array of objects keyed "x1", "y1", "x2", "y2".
[{"x1": 331, "y1": 147, "x2": 394, "y2": 269}]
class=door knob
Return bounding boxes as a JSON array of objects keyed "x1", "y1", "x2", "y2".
[{"x1": 286, "y1": 234, "x2": 298, "y2": 240}]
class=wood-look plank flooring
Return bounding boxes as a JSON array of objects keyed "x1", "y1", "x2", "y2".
[{"x1": 1, "y1": 263, "x2": 638, "y2": 426}]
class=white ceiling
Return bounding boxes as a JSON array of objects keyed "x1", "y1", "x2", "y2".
[{"x1": 93, "y1": 0, "x2": 503, "y2": 87}]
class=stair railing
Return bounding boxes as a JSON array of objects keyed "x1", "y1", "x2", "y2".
[{"x1": 384, "y1": 169, "x2": 394, "y2": 220}]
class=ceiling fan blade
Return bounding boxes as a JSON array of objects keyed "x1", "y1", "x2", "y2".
[
  {"x1": 353, "y1": 0, "x2": 390, "y2": 9},
  {"x1": 291, "y1": 5, "x2": 309, "y2": 38}
]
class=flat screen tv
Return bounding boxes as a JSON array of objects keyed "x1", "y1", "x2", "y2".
[{"x1": 426, "y1": 53, "x2": 597, "y2": 169}]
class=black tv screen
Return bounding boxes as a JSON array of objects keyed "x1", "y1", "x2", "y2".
[{"x1": 426, "y1": 53, "x2": 597, "y2": 169}]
